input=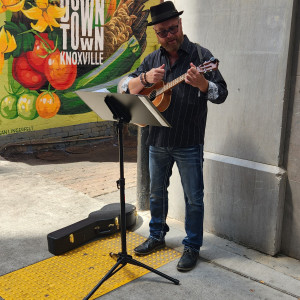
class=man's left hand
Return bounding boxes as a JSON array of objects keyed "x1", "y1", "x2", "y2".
[{"x1": 185, "y1": 63, "x2": 209, "y2": 93}]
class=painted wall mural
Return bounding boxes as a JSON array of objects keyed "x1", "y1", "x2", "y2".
[{"x1": 0, "y1": 0, "x2": 159, "y2": 136}]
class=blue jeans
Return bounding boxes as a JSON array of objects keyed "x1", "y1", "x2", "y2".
[{"x1": 149, "y1": 145, "x2": 204, "y2": 251}]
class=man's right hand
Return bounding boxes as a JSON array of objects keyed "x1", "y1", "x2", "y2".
[
  {"x1": 128, "y1": 64, "x2": 165, "y2": 95},
  {"x1": 145, "y1": 64, "x2": 165, "y2": 84}
]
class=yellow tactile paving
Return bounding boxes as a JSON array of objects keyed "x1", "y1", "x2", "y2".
[{"x1": 0, "y1": 232, "x2": 180, "y2": 300}]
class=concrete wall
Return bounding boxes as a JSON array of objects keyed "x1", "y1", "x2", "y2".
[
  {"x1": 281, "y1": 5, "x2": 300, "y2": 260},
  {"x1": 168, "y1": 0, "x2": 297, "y2": 255}
]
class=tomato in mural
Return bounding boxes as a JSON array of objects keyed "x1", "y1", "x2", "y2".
[
  {"x1": 36, "y1": 91, "x2": 61, "y2": 119},
  {"x1": 0, "y1": 94, "x2": 18, "y2": 119},
  {"x1": 45, "y1": 49, "x2": 77, "y2": 90},
  {"x1": 0, "y1": 0, "x2": 151, "y2": 122},
  {"x1": 17, "y1": 90, "x2": 39, "y2": 120},
  {"x1": 26, "y1": 33, "x2": 55, "y2": 73},
  {"x1": 12, "y1": 53, "x2": 47, "y2": 89}
]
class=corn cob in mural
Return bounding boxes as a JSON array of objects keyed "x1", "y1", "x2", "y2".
[{"x1": 104, "y1": 0, "x2": 149, "y2": 59}]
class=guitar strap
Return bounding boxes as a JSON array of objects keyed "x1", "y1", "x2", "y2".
[{"x1": 195, "y1": 43, "x2": 204, "y2": 64}]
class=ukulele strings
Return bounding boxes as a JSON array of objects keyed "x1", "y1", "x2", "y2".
[{"x1": 148, "y1": 58, "x2": 217, "y2": 101}]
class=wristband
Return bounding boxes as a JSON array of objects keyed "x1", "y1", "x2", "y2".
[
  {"x1": 144, "y1": 72, "x2": 151, "y2": 86},
  {"x1": 140, "y1": 72, "x2": 147, "y2": 86}
]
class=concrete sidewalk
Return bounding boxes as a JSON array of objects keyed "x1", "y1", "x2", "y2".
[{"x1": 1, "y1": 147, "x2": 300, "y2": 300}]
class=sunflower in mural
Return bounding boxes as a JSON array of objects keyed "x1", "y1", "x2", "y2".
[
  {"x1": 22, "y1": 0, "x2": 66, "y2": 32},
  {"x1": 0, "y1": 0, "x2": 25, "y2": 13},
  {"x1": 0, "y1": 27, "x2": 17, "y2": 74}
]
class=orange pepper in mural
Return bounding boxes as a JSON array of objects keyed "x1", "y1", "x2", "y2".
[
  {"x1": 0, "y1": 0, "x2": 25, "y2": 13},
  {"x1": 105, "y1": 0, "x2": 117, "y2": 23},
  {"x1": 22, "y1": 0, "x2": 66, "y2": 32},
  {"x1": 0, "y1": 27, "x2": 17, "y2": 74},
  {"x1": 36, "y1": 91, "x2": 61, "y2": 119}
]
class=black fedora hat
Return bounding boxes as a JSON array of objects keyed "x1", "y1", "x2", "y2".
[{"x1": 147, "y1": 1, "x2": 183, "y2": 26}]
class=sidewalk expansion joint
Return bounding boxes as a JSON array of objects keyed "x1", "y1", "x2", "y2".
[{"x1": 199, "y1": 256, "x2": 300, "y2": 299}]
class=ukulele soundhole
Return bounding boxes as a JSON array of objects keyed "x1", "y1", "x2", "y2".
[{"x1": 149, "y1": 90, "x2": 157, "y2": 101}]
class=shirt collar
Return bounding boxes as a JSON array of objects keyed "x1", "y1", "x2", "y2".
[{"x1": 179, "y1": 35, "x2": 190, "y2": 54}]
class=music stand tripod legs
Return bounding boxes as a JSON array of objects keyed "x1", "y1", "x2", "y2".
[{"x1": 83, "y1": 96, "x2": 179, "y2": 300}]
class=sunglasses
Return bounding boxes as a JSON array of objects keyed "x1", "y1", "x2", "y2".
[{"x1": 155, "y1": 23, "x2": 179, "y2": 38}]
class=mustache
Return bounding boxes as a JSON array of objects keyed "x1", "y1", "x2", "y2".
[{"x1": 166, "y1": 38, "x2": 177, "y2": 42}]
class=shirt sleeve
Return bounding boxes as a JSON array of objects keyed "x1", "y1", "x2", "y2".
[
  {"x1": 207, "y1": 81, "x2": 219, "y2": 100},
  {"x1": 198, "y1": 47, "x2": 228, "y2": 104},
  {"x1": 203, "y1": 69, "x2": 228, "y2": 104},
  {"x1": 120, "y1": 76, "x2": 134, "y2": 93},
  {"x1": 121, "y1": 56, "x2": 150, "y2": 93}
]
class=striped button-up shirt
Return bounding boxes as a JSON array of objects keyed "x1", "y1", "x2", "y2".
[{"x1": 126, "y1": 35, "x2": 228, "y2": 147}]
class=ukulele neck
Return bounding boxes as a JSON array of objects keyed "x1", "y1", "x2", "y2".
[
  {"x1": 161, "y1": 73, "x2": 186, "y2": 94},
  {"x1": 156, "y1": 57, "x2": 218, "y2": 96}
]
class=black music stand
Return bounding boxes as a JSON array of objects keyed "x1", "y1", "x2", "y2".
[{"x1": 76, "y1": 92, "x2": 179, "y2": 300}]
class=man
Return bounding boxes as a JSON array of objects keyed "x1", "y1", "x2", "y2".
[{"x1": 123, "y1": 1, "x2": 228, "y2": 271}]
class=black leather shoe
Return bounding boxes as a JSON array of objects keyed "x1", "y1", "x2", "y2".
[
  {"x1": 177, "y1": 247, "x2": 199, "y2": 272},
  {"x1": 134, "y1": 237, "x2": 165, "y2": 256}
]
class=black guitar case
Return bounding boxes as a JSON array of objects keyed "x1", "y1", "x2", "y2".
[{"x1": 47, "y1": 203, "x2": 137, "y2": 255}]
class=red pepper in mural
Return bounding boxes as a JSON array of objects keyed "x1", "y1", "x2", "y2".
[
  {"x1": 26, "y1": 33, "x2": 55, "y2": 73},
  {"x1": 12, "y1": 53, "x2": 47, "y2": 90},
  {"x1": 45, "y1": 49, "x2": 77, "y2": 90}
]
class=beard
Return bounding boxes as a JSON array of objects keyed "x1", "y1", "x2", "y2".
[{"x1": 160, "y1": 32, "x2": 184, "y2": 53}]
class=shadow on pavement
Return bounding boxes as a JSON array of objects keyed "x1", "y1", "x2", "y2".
[{"x1": 1, "y1": 136, "x2": 137, "y2": 165}]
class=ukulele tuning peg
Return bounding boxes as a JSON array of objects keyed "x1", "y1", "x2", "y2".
[{"x1": 209, "y1": 57, "x2": 219, "y2": 64}]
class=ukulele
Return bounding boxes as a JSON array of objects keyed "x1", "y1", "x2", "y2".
[{"x1": 139, "y1": 57, "x2": 219, "y2": 112}]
